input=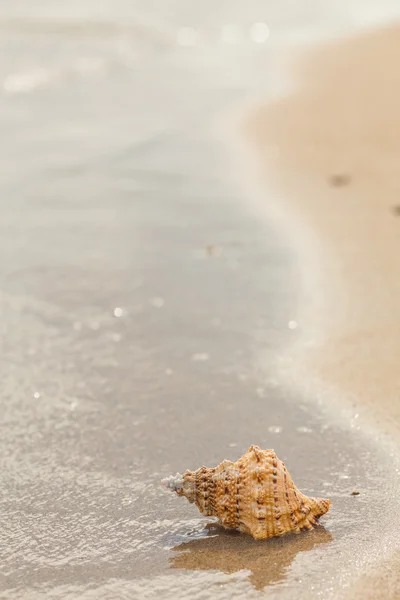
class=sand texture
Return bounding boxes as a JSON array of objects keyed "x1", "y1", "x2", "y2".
[
  {"x1": 246, "y1": 25, "x2": 400, "y2": 438},
  {"x1": 245, "y1": 23, "x2": 400, "y2": 597}
]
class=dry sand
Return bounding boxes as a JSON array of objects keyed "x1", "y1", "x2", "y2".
[{"x1": 245, "y1": 23, "x2": 400, "y2": 598}]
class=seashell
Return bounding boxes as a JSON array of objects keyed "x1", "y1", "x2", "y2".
[{"x1": 161, "y1": 445, "x2": 330, "y2": 540}]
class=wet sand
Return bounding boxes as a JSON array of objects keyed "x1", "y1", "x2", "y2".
[
  {"x1": 244, "y1": 23, "x2": 400, "y2": 599},
  {"x1": 2, "y1": 3, "x2": 400, "y2": 600}
]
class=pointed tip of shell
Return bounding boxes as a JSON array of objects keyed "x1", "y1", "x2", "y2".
[
  {"x1": 161, "y1": 472, "x2": 184, "y2": 492},
  {"x1": 247, "y1": 444, "x2": 275, "y2": 454},
  {"x1": 247, "y1": 445, "x2": 276, "y2": 461},
  {"x1": 309, "y1": 496, "x2": 331, "y2": 518}
]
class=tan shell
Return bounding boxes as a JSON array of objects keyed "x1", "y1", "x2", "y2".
[{"x1": 162, "y1": 445, "x2": 330, "y2": 539}]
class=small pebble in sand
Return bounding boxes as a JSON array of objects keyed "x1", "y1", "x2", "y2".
[
  {"x1": 205, "y1": 244, "x2": 221, "y2": 257},
  {"x1": 328, "y1": 173, "x2": 351, "y2": 187},
  {"x1": 351, "y1": 489, "x2": 360, "y2": 496},
  {"x1": 391, "y1": 205, "x2": 400, "y2": 216}
]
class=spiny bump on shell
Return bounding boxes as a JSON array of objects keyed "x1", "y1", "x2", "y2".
[{"x1": 162, "y1": 445, "x2": 330, "y2": 540}]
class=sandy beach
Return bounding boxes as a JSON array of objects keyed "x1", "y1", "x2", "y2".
[
  {"x1": 2, "y1": 2, "x2": 400, "y2": 600},
  {"x1": 245, "y1": 22, "x2": 400, "y2": 598},
  {"x1": 246, "y1": 25, "x2": 400, "y2": 436}
]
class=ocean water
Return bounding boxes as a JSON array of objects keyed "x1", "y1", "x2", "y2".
[{"x1": 1, "y1": 2, "x2": 400, "y2": 599}]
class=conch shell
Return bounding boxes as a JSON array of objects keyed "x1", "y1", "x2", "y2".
[{"x1": 162, "y1": 445, "x2": 330, "y2": 540}]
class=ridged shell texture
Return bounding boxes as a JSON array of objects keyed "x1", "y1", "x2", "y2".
[{"x1": 162, "y1": 445, "x2": 330, "y2": 539}]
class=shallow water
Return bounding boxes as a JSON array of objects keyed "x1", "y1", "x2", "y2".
[{"x1": 1, "y1": 2, "x2": 400, "y2": 599}]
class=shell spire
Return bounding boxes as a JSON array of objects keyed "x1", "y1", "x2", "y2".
[{"x1": 162, "y1": 445, "x2": 330, "y2": 540}]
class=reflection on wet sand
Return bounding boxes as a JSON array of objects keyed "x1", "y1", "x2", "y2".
[{"x1": 170, "y1": 524, "x2": 333, "y2": 591}]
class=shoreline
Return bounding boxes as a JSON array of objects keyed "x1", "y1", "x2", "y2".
[
  {"x1": 5, "y1": 5, "x2": 400, "y2": 600},
  {"x1": 241, "y1": 22, "x2": 400, "y2": 598}
]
